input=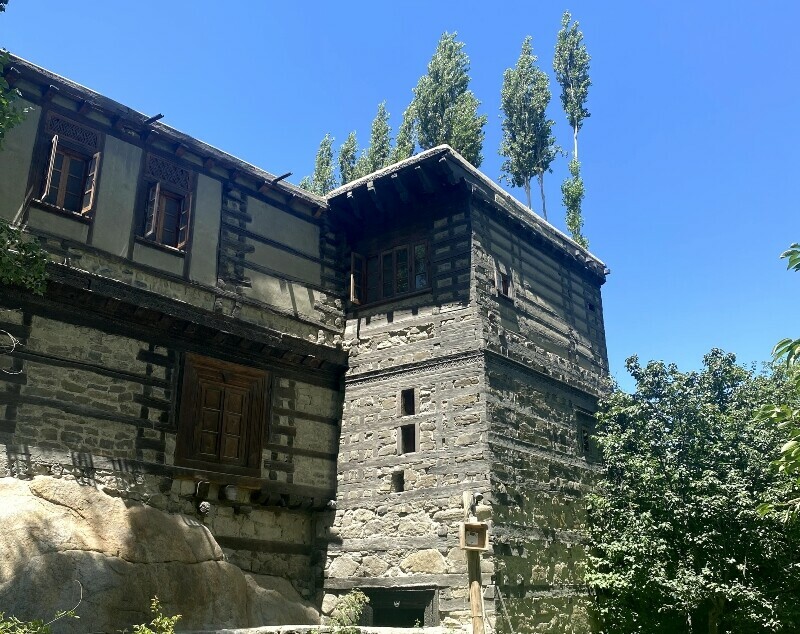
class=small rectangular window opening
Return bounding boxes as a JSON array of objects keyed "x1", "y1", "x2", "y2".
[
  {"x1": 581, "y1": 427, "x2": 591, "y2": 453},
  {"x1": 399, "y1": 423, "x2": 417, "y2": 454},
  {"x1": 401, "y1": 388, "x2": 415, "y2": 416},
  {"x1": 391, "y1": 471, "x2": 405, "y2": 493},
  {"x1": 500, "y1": 272, "x2": 511, "y2": 297}
]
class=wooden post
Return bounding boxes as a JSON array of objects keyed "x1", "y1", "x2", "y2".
[{"x1": 467, "y1": 550, "x2": 484, "y2": 634}]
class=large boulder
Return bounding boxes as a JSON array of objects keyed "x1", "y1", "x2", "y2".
[{"x1": 0, "y1": 476, "x2": 318, "y2": 632}]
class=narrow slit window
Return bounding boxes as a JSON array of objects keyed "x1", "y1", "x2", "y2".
[
  {"x1": 500, "y1": 272, "x2": 511, "y2": 297},
  {"x1": 398, "y1": 423, "x2": 417, "y2": 454},
  {"x1": 351, "y1": 253, "x2": 365, "y2": 304},
  {"x1": 391, "y1": 471, "x2": 405, "y2": 493},
  {"x1": 401, "y1": 388, "x2": 415, "y2": 416}
]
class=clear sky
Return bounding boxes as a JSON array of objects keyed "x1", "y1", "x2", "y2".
[{"x1": 3, "y1": 1, "x2": 799, "y2": 390}]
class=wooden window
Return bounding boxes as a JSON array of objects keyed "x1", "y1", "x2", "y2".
[
  {"x1": 140, "y1": 154, "x2": 194, "y2": 250},
  {"x1": 176, "y1": 354, "x2": 268, "y2": 477},
  {"x1": 398, "y1": 423, "x2": 418, "y2": 454},
  {"x1": 351, "y1": 253, "x2": 365, "y2": 304},
  {"x1": 41, "y1": 134, "x2": 101, "y2": 215},
  {"x1": 494, "y1": 258, "x2": 514, "y2": 299},
  {"x1": 350, "y1": 242, "x2": 429, "y2": 305},
  {"x1": 143, "y1": 183, "x2": 191, "y2": 249}
]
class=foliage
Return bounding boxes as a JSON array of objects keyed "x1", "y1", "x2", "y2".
[
  {"x1": 339, "y1": 131, "x2": 359, "y2": 185},
  {"x1": 588, "y1": 350, "x2": 800, "y2": 633},
  {"x1": 553, "y1": 11, "x2": 591, "y2": 159},
  {"x1": 499, "y1": 36, "x2": 559, "y2": 217},
  {"x1": 0, "y1": 611, "x2": 77, "y2": 634},
  {"x1": 756, "y1": 243, "x2": 800, "y2": 520},
  {"x1": 300, "y1": 133, "x2": 337, "y2": 195},
  {"x1": 391, "y1": 103, "x2": 416, "y2": 163},
  {"x1": 330, "y1": 589, "x2": 370, "y2": 633},
  {"x1": 0, "y1": 1, "x2": 7, "y2": 12},
  {"x1": 131, "y1": 597, "x2": 181, "y2": 634},
  {"x1": 411, "y1": 32, "x2": 486, "y2": 166},
  {"x1": 356, "y1": 102, "x2": 392, "y2": 176},
  {"x1": 562, "y1": 158, "x2": 587, "y2": 248},
  {"x1": 0, "y1": 219, "x2": 47, "y2": 295}
]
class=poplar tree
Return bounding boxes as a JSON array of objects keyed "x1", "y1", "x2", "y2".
[
  {"x1": 357, "y1": 102, "x2": 391, "y2": 175},
  {"x1": 554, "y1": 11, "x2": 591, "y2": 247},
  {"x1": 299, "y1": 134, "x2": 337, "y2": 195},
  {"x1": 338, "y1": 132, "x2": 359, "y2": 185},
  {"x1": 412, "y1": 32, "x2": 486, "y2": 166},
  {"x1": 499, "y1": 36, "x2": 558, "y2": 217},
  {"x1": 390, "y1": 103, "x2": 416, "y2": 163}
]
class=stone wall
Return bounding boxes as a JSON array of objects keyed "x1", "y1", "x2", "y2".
[
  {"x1": 0, "y1": 303, "x2": 344, "y2": 599},
  {"x1": 470, "y1": 202, "x2": 607, "y2": 634}
]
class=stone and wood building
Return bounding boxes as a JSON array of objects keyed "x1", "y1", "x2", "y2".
[{"x1": 0, "y1": 55, "x2": 609, "y2": 633}]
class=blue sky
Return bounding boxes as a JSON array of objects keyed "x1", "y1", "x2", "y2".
[{"x1": 4, "y1": 1, "x2": 800, "y2": 390}]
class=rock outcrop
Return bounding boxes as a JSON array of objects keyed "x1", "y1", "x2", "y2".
[{"x1": 0, "y1": 476, "x2": 318, "y2": 632}]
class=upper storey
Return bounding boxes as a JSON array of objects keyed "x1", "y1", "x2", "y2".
[
  {"x1": 0, "y1": 55, "x2": 343, "y2": 358},
  {"x1": 328, "y1": 146, "x2": 609, "y2": 394}
]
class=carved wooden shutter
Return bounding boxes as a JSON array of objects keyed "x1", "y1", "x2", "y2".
[
  {"x1": 176, "y1": 194, "x2": 190, "y2": 250},
  {"x1": 41, "y1": 134, "x2": 59, "y2": 199},
  {"x1": 80, "y1": 151, "x2": 101, "y2": 215},
  {"x1": 144, "y1": 182, "x2": 160, "y2": 239}
]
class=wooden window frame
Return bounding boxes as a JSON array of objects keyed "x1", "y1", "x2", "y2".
[
  {"x1": 175, "y1": 354, "x2": 269, "y2": 478},
  {"x1": 138, "y1": 153, "x2": 195, "y2": 252},
  {"x1": 350, "y1": 240, "x2": 430, "y2": 306},
  {"x1": 39, "y1": 134, "x2": 102, "y2": 216},
  {"x1": 494, "y1": 258, "x2": 515, "y2": 301},
  {"x1": 142, "y1": 180, "x2": 192, "y2": 251}
]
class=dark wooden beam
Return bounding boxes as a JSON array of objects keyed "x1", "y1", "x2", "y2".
[{"x1": 390, "y1": 172, "x2": 411, "y2": 204}]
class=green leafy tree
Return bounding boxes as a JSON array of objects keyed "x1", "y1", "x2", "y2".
[
  {"x1": 0, "y1": 1, "x2": 7, "y2": 12},
  {"x1": 412, "y1": 32, "x2": 487, "y2": 166},
  {"x1": 554, "y1": 11, "x2": 591, "y2": 161},
  {"x1": 562, "y1": 158, "x2": 587, "y2": 248},
  {"x1": 299, "y1": 133, "x2": 337, "y2": 195},
  {"x1": 356, "y1": 101, "x2": 392, "y2": 176},
  {"x1": 588, "y1": 350, "x2": 800, "y2": 634},
  {"x1": 757, "y1": 243, "x2": 800, "y2": 520},
  {"x1": 554, "y1": 11, "x2": 591, "y2": 246},
  {"x1": 499, "y1": 36, "x2": 559, "y2": 217},
  {"x1": 390, "y1": 103, "x2": 416, "y2": 163},
  {"x1": 338, "y1": 131, "x2": 359, "y2": 185}
]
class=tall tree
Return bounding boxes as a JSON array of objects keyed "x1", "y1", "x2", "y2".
[
  {"x1": 390, "y1": 103, "x2": 416, "y2": 164},
  {"x1": 589, "y1": 350, "x2": 800, "y2": 634},
  {"x1": 412, "y1": 32, "x2": 487, "y2": 166},
  {"x1": 338, "y1": 131, "x2": 359, "y2": 185},
  {"x1": 357, "y1": 102, "x2": 392, "y2": 175},
  {"x1": 553, "y1": 11, "x2": 591, "y2": 161},
  {"x1": 757, "y1": 243, "x2": 800, "y2": 521},
  {"x1": 499, "y1": 36, "x2": 559, "y2": 217},
  {"x1": 554, "y1": 11, "x2": 591, "y2": 246},
  {"x1": 299, "y1": 134, "x2": 337, "y2": 196}
]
